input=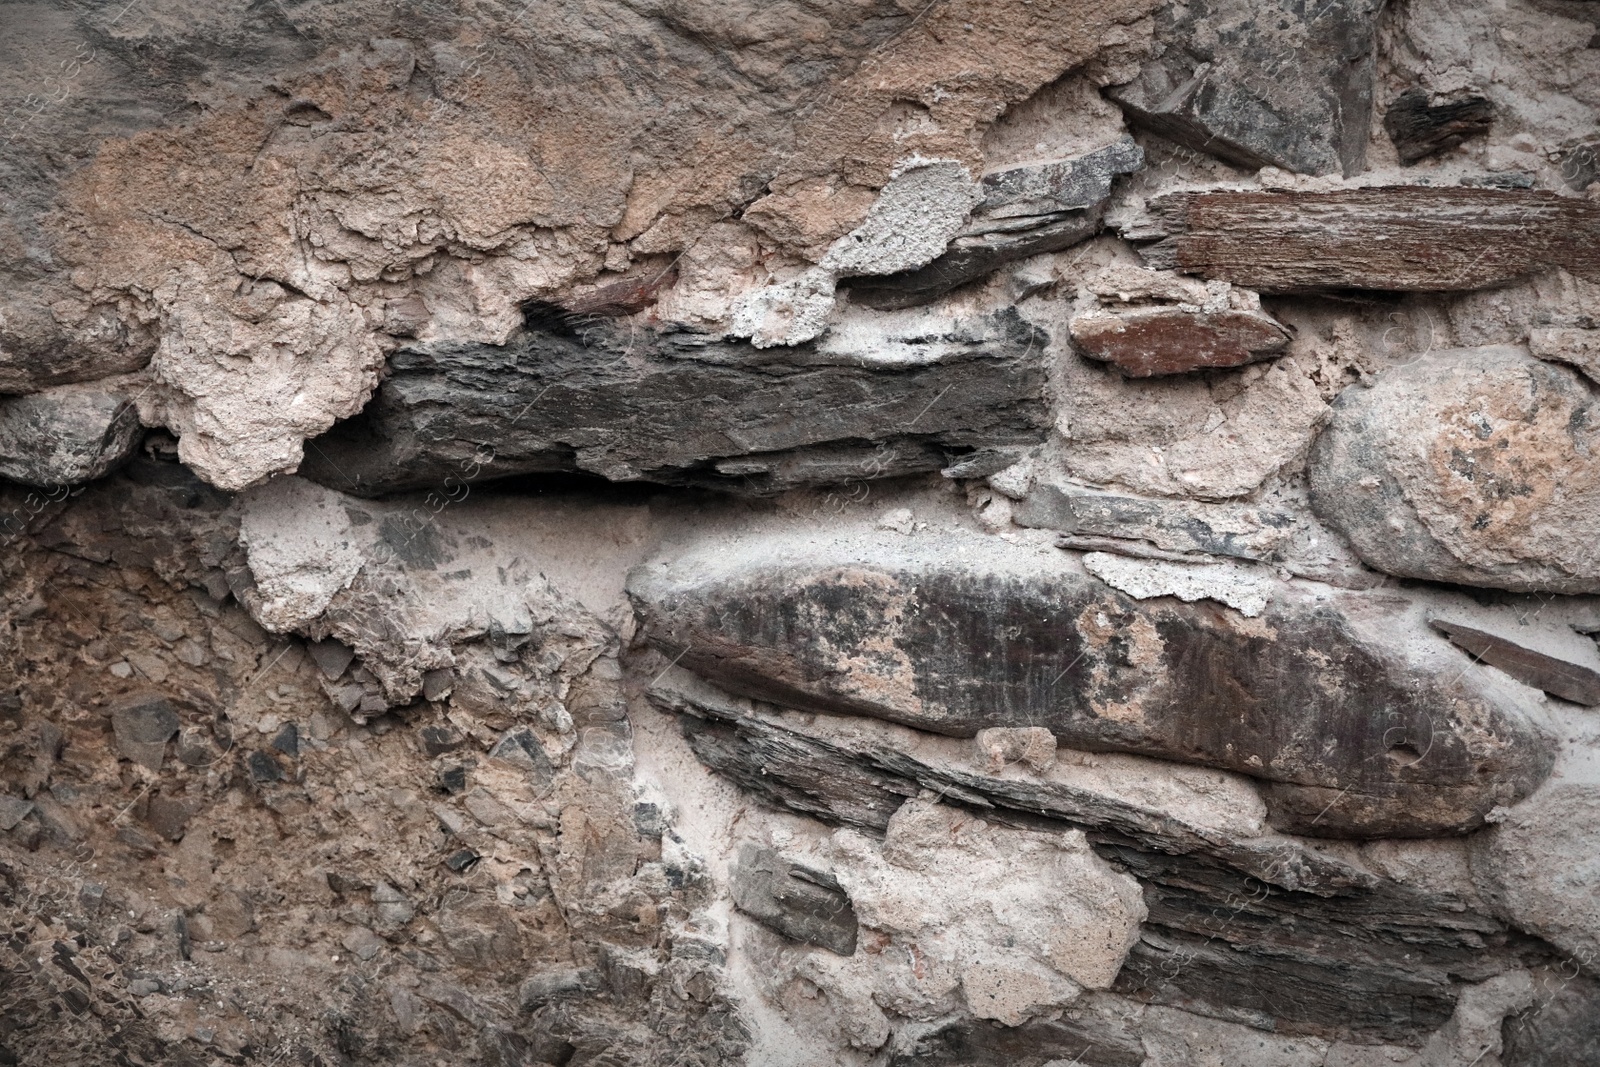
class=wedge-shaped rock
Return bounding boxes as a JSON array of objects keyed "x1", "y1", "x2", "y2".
[
  {"x1": 1430, "y1": 619, "x2": 1600, "y2": 707},
  {"x1": 629, "y1": 530, "x2": 1553, "y2": 836},
  {"x1": 301, "y1": 310, "x2": 1047, "y2": 496},
  {"x1": 846, "y1": 140, "x2": 1141, "y2": 310},
  {"x1": 0, "y1": 381, "x2": 142, "y2": 487},
  {"x1": 1310, "y1": 346, "x2": 1600, "y2": 593},
  {"x1": 1140, "y1": 188, "x2": 1600, "y2": 292},
  {"x1": 730, "y1": 843, "x2": 858, "y2": 956},
  {"x1": 1107, "y1": 0, "x2": 1385, "y2": 176}
]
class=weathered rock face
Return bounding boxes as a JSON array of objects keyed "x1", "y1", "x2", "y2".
[
  {"x1": 0, "y1": 380, "x2": 142, "y2": 487},
  {"x1": 1310, "y1": 346, "x2": 1600, "y2": 593},
  {"x1": 300, "y1": 308, "x2": 1049, "y2": 495},
  {"x1": 629, "y1": 530, "x2": 1554, "y2": 836},
  {"x1": 1107, "y1": 0, "x2": 1386, "y2": 176},
  {"x1": 7, "y1": 0, "x2": 1600, "y2": 1062}
]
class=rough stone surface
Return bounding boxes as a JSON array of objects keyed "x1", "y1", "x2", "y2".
[
  {"x1": 630, "y1": 528, "x2": 1554, "y2": 836},
  {"x1": 1384, "y1": 90, "x2": 1496, "y2": 164},
  {"x1": 1473, "y1": 783, "x2": 1600, "y2": 968},
  {"x1": 1071, "y1": 305, "x2": 1292, "y2": 377},
  {"x1": 301, "y1": 308, "x2": 1049, "y2": 496},
  {"x1": 0, "y1": 381, "x2": 142, "y2": 487},
  {"x1": 730, "y1": 844, "x2": 858, "y2": 957},
  {"x1": 1310, "y1": 346, "x2": 1600, "y2": 593},
  {"x1": 1107, "y1": 0, "x2": 1386, "y2": 176},
  {"x1": 1081, "y1": 551, "x2": 1274, "y2": 617}
]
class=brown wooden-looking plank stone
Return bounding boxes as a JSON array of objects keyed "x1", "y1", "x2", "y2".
[
  {"x1": 1140, "y1": 187, "x2": 1600, "y2": 293},
  {"x1": 1069, "y1": 307, "x2": 1291, "y2": 376},
  {"x1": 1430, "y1": 620, "x2": 1600, "y2": 707}
]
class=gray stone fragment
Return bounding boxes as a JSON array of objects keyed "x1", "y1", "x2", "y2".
[
  {"x1": 306, "y1": 638, "x2": 355, "y2": 680},
  {"x1": 110, "y1": 695, "x2": 181, "y2": 771},
  {"x1": 1107, "y1": 0, "x2": 1385, "y2": 177},
  {"x1": 518, "y1": 968, "x2": 595, "y2": 1008},
  {"x1": 1013, "y1": 477, "x2": 1295, "y2": 562},
  {"x1": 888, "y1": 1004, "x2": 1145, "y2": 1067},
  {"x1": 1472, "y1": 783, "x2": 1600, "y2": 967},
  {"x1": 730, "y1": 842, "x2": 858, "y2": 956},
  {"x1": 488, "y1": 728, "x2": 555, "y2": 791},
  {"x1": 0, "y1": 382, "x2": 142, "y2": 487},
  {"x1": 1383, "y1": 89, "x2": 1495, "y2": 165},
  {"x1": 846, "y1": 140, "x2": 1142, "y2": 309},
  {"x1": 1502, "y1": 974, "x2": 1600, "y2": 1067},
  {"x1": 301, "y1": 310, "x2": 1048, "y2": 496},
  {"x1": 1430, "y1": 618, "x2": 1600, "y2": 706},
  {"x1": 1310, "y1": 346, "x2": 1600, "y2": 593},
  {"x1": 0, "y1": 795, "x2": 34, "y2": 831}
]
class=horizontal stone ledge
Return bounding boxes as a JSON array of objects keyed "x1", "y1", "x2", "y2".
[
  {"x1": 648, "y1": 671, "x2": 1535, "y2": 1048},
  {"x1": 628, "y1": 530, "x2": 1555, "y2": 837},
  {"x1": 299, "y1": 308, "x2": 1048, "y2": 497},
  {"x1": 1138, "y1": 187, "x2": 1600, "y2": 293}
]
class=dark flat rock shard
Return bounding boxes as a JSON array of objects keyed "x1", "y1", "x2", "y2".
[
  {"x1": 628, "y1": 532, "x2": 1553, "y2": 837},
  {"x1": 649, "y1": 673, "x2": 1553, "y2": 1048},
  {"x1": 1429, "y1": 619, "x2": 1600, "y2": 707},
  {"x1": 1384, "y1": 89, "x2": 1495, "y2": 164},
  {"x1": 846, "y1": 140, "x2": 1141, "y2": 310},
  {"x1": 301, "y1": 310, "x2": 1048, "y2": 496},
  {"x1": 1107, "y1": 0, "x2": 1386, "y2": 176},
  {"x1": 0, "y1": 382, "x2": 142, "y2": 488},
  {"x1": 729, "y1": 843, "x2": 858, "y2": 956},
  {"x1": 1140, "y1": 187, "x2": 1600, "y2": 292}
]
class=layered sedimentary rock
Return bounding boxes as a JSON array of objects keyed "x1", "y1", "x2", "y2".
[
  {"x1": 300, "y1": 308, "x2": 1048, "y2": 496},
  {"x1": 1140, "y1": 188, "x2": 1600, "y2": 292},
  {"x1": 1310, "y1": 346, "x2": 1600, "y2": 593},
  {"x1": 629, "y1": 529, "x2": 1554, "y2": 836}
]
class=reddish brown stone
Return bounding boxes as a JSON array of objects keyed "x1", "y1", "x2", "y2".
[
  {"x1": 1430, "y1": 620, "x2": 1600, "y2": 707},
  {"x1": 1070, "y1": 307, "x2": 1291, "y2": 377}
]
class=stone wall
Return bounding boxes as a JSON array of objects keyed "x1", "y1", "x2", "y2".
[{"x1": 2, "y1": 0, "x2": 1599, "y2": 1063}]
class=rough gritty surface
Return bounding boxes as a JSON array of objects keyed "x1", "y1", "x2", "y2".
[{"x1": 5, "y1": 0, "x2": 1600, "y2": 1063}]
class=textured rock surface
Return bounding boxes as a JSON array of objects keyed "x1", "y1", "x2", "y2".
[
  {"x1": 629, "y1": 528, "x2": 1554, "y2": 836},
  {"x1": 5, "y1": 0, "x2": 1600, "y2": 1062},
  {"x1": 0, "y1": 380, "x2": 142, "y2": 487},
  {"x1": 301, "y1": 308, "x2": 1049, "y2": 495},
  {"x1": 1107, "y1": 0, "x2": 1385, "y2": 176},
  {"x1": 1310, "y1": 346, "x2": 1600, "y2": 593},
  {"x1": 1142, "y1": 188, "x2": 1600, "y2": 293}
]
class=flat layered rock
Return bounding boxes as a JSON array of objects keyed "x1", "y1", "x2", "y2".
[
  {"x1": 1107, "y1": 0, "x2": 1386, "y2": 176},
  {"x1": 845, "y1": 140, "x2": 1141, "y2": 309},
  {"x1": 1429, "y1": 619, "x2": 1600, "y2": 706},
  {"x1": 1383, "y1": 90, "x2": 1495, "y2": 165},
  {"x1": 1309, "y1": 346, "x2": 1600, "y2": 593},
  {"x1": 1012, "y1": 477, "x2": 1295, "y2": 561},
  {"x1": 300, "y1": 310, "x2": 1047, "y2": 496},
  {"x1": 0, "y1": 382, "x2": 142, "y2": 488},
  {"x1": 649, "y1": 673, "x2": 1534, "y2": 1047},
  {"x1": 629, "y1": 530, "x2": 1553, "y2": 836},
  {"x1": 1140, "y1": 188, "x2": 1600, "y2": 292}
]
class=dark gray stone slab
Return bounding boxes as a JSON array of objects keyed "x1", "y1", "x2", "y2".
[
  {"x1": 1106, "y1": 0, "x2": 1386, "y2": 176},
  {"x1": 729, "y1": 843, "x2": 858, "y2": 956},
  {"x1": 110, "y1": 695, "x2": 180, "y2": 772},
  {"x1": 1502, "y1": 974, "x2": 1600, "y2": 1067},
  {"x1": 0, "y1": 383, "x2": 142, "y2": 488},
  {"x1": 301, "y1": 310, "x2": 1048, "y2": 496},
  {"x1": 1430, "y1": 619, "x2": 1600, "y2": 707},
  {"x1": 629, "y1": 533, "x2": 1554, "y2": 837},
  {"x1": 888, "y1": 1004, "x2": 1145, "y2": 1067}
]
